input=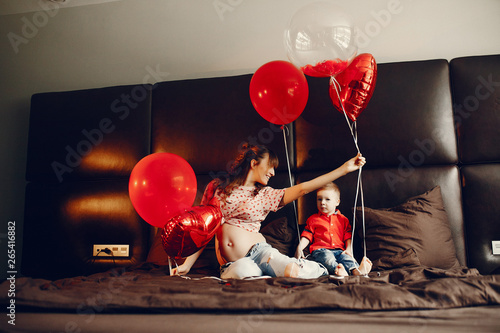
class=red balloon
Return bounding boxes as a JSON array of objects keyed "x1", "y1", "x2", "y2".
[
  {"x1": 329, "y1": 53, "x2": 378, "y2": 122},
  {"x1": 161, "y1": 199, "x2": 222, "y2": 259},
  {"x1": 249, "y1": 60, "x2": 309, "y2": 125},
  {"x1": 129, "y1": 153, "x2": 197, "y2": 228}
]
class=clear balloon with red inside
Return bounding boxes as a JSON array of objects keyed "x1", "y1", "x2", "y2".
[{"x1": 285, "y1": 2, "x2": 358, "y2": 78}]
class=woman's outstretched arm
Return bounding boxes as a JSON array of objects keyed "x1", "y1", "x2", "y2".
[{"x1": 281, "y1": 153, "x2": 365, "y2": 206}]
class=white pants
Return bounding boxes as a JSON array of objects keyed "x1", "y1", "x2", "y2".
[{"x1": 220, "y1": 243, "x2": 327, "y2": 279}]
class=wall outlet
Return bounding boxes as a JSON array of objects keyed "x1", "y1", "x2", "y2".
[
  {"x1": 492, "y1": 241, "x2": 500, "y2": 255},
  {"x1": 93, "y1": 244, "x2": 130, "y2": 257}
]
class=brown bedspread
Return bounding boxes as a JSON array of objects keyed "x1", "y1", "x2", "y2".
[{"x1": 2, "y1": 264, "x2": 500, "y2": 313}]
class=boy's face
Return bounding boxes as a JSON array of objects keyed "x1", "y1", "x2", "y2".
[{"x1": 316, "y1": 189, "x2": 340, "y2": 216}]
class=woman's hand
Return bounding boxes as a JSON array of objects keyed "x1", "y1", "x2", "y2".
[
  {"x1": 295, "y1": 247, "x2": 305, "y2": 259},
  {"x1": 170, "y1": 263, "x2": 191, "y2": 276},
  {"x1": 295, "y1": 237, "x2": 309, "y2": 259},
  {"x1": 343, "y1": 153, "x2": 366, "y2": 174},
  {"x1": 169, "y1": 247, "x2": 205, "y2": 276}
]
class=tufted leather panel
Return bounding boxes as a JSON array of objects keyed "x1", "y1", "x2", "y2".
[
  {"x1": 297, "y1": 166, "x2": 466, "y2": 266},
  {"x1": 296, "y1": 59, "x2": 458, "y2": 171},
  {"x1": 461, "y1": 164, "x2": 500, "y2": 274},
  {"x1": 26, "y1": 84, "x2": 152, "y2": 182},
  {"x1": 23, "y1": 84, "x2": 152, "y2": 280},
  {"x1": 450, "y1": 54, "x2": 500, "y2": 164},
  {"x1": 151, "y1": 75, "x2": 294, "y2": 175},
  {"x1": 22, "y1": 180, "x2": 150, "y2": 280}
]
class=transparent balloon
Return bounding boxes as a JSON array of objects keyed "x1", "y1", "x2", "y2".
[{"x1": 285, "y1": 2, "x2": 358, "y2": 77}]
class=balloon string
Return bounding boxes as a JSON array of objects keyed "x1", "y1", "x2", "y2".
[
  {"x1": 354, "y1": 121, "x2": 366, "y2": 256},
  {"x1": 330, "y1": 76, "x2": 367, "y2": 259},
  {"x1": 351, "y1": 165, "x2": 367, "y2": 258},
  {"x1": 169, "y1": 256, "x2": 224, "y2": 281},
  {"x1": 168, "y1": 256, "x2": 175, "y2": 275},
  {"x1": 282, "y1": 126, "x2": 301, "y2": 243},
  {"x1": 360, "y1": 170, "x2": 366, "y2": 257},
  {"x1": 330, "y1": 77, "x2": 360, "y2": 153}
]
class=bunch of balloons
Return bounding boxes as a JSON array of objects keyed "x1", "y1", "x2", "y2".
[
  {"x1": 282, "y1": 2, "x2": 377, "y2": 260},
  {"x1": 249, "y1": 3, "x2": 377, "y2": 259},
  {"x1": 250, "y1": 1, "x2": 377, "y2": 124},
  {"x1": 129, "y1": 153, "x2": 222, "y2": 259}
]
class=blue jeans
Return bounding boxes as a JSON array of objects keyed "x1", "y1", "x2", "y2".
[
  {"x1": 220, "y1": 243, "x2": 328, "y2": 279},
  {"x1": 310, "y1": 248, "x2": 359, "y2": 275}
]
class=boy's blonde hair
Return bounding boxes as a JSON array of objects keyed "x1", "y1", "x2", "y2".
[{"x1": 317, "y1": 182, "x2": 340, "y2": 196}]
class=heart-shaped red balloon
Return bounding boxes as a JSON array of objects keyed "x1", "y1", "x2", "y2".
[
  {"x1": 161, "y1": 199, "x2": 222, "y2": 259},
  {"x1": 329, "y1": 53, "x2": 377, "y2": 122}
]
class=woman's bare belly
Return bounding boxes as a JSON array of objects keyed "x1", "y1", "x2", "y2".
[{"x1": 216, "y1": 223, "x2": 266, "y2": 265}]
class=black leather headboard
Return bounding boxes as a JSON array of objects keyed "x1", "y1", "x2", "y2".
[
  {"x1": 450, "y1": 55, "x2": 500, "y2": 274},
  {"x1": 22, "y1": 55, "x2": 500, "y2": 279},
  {"x1": 23, "y1": 85, "x2": 152, "y2": 279}
]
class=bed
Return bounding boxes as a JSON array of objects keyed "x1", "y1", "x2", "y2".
[{"x1": 1, "y1": 54, "x2": 500, "y2": 332}]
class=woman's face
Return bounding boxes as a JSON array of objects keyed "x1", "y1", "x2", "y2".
[{"x1": 252, "y1": 154, "x2": 275, "y2": 185}]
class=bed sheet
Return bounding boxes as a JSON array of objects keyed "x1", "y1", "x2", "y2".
[{"x1": 2, "y1": 263, "x2": 500, "y2": 313}]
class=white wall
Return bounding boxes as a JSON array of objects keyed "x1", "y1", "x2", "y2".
[{"x1": 0, "y1": 0, "x2": 499, "y2": 274}]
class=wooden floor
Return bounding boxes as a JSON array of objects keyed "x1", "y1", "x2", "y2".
[{"x1": 6, "y1": 306, "x2": 500, "y2": 333}]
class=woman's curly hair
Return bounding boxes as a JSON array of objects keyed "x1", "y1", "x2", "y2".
[{"x1": 215, "y1": 143, "x2": 279, "y2": 202}]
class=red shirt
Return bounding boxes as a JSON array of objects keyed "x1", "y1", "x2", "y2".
[{"x1": 301, "y1": 210, "x2": 352, "y2": 252}]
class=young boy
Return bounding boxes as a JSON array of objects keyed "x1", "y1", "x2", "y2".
[{"x1": 295, "y1": 182, "x2": 372, "y2": 277}]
